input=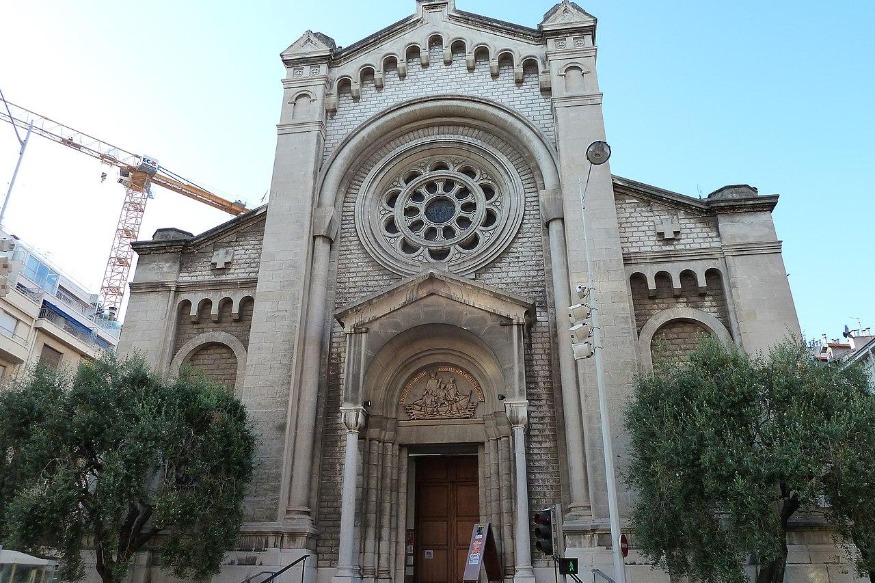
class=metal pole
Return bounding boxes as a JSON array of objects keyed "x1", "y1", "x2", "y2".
[
  {"x1": 0, "y1": 120, "x2": 32, "y2": 228},
  {"x1": 578, "y1": 170, "x2": 626, "y2": 583}
]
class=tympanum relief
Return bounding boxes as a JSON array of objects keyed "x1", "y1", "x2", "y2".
[{"x1": 399, "y1": 365, "x2": 485, "y2": 420}]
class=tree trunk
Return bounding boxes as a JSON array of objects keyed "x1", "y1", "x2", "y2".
[
  {"x1": 755, "y1": 553, "x2": 787, "y2": 583},
  {"x1": 94, "y1": 551, "x2": 116, "y2": 583},
  {"x1": 756, "y1": 493, "x2": 799, "y2": 583}
]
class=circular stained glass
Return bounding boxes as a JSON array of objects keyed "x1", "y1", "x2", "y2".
[
  {"x1": 380, "y1": 162, "x2": 500, "y2": 262},
  {"x1": 424, "y1": 197, "x2": 456, "y2": 223}
]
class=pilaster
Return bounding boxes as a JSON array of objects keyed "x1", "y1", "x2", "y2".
[
  {"x1": 542, "y1": 3, "x2": 639, "y2": 527},
  {"x1": 241, "y1": 30, "x2": 333, "y2": 530},
  {"x1": 334, "y1": 405, "x2": 367, "y2": 583},
  {"x1": 710, "y1": 188, "x2": 801, "y2": 352},
  {"x1": 504, "y1": 399, "x2": 535, "y2": 583}
]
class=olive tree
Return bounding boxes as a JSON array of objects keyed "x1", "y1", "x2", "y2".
[
  {"x1": 0, "y1": 355, "x2": 256, "y2": 583},
  {"x1": 625, "y1": 338, "x2": 875, "y2": 583}
]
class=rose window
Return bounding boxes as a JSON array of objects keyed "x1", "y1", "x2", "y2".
[
  {"x1": 355, "y1": 147, "x2": 525, "y2": 277},
  {"x1": 380, "y1": 161, "x2": 502, "y2": 263}
]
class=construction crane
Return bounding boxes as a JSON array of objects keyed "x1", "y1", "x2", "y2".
[{"x1": 0, "y1": 98, "x2": 247, "y2": 316}]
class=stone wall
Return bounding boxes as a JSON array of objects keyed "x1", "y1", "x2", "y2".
[
  {"x1": 615, "y1": 192, "x2": 720, "y2": 254},
  {"x1": 177, "y1": 217, "x2": 264, "y2": 282},
  {"x1": 187, "y1": 342, "x2": 239, "y2": 390}
]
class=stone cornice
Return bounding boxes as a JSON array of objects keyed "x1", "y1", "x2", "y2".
[
  {"x1": 612, "y1": 175, "x2": 779, "y2": 214},
  {"x1": 623, "y1": 247, "x2": 725, "y2": 265},
  {"x1": 450, "y1": 10, "x2": 543, "y2": 43},
  {"x1": 707, "y1": 196, "x2": 780, "y2": 214},
  {"x1": 128, "y1": 278, "x2": 258, "y2": 294},
  {"x1": 622, "y1": 241, "x2": 784, "y2": 266},
  {"x1": 552, "y1": 93, "x2": 603, "y2": 107},
  {"x1": 281, "y1": 76, "x2": 330, "y2": 90},
  {"x1": 329, "y1": 7, "x2": 546, "y2": 67},
  {"x1": 277, "y1": 121, "x2": 325, "y2": 136},
  {"x1": 131, "y1": 207, "x2": 266, "y2": 256},
  {"x1": 545, "y1": 46, "x2": 597, "y2": 59},
  {"x1": 335, "y1": 269, "x2": 535, "y2": 328},
  {"x1": 722, "y1": 241, "x2": 784, "y2": 256}
]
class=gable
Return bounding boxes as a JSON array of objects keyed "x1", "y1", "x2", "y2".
[
  {"x1": 335, "y1": 269, "x2": 534, "y2": 329},
  {"x1": 322, "y1": 1, "x2": 553, "y2": 118}
]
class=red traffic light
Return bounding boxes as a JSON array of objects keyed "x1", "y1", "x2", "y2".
[{"x1": 532, "y1": 508, "x2": 554, "y2": 556}]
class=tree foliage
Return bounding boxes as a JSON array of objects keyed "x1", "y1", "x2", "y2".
[
  {"x1": 0, "y1": 355, "x2": 256, "y2": 583},
  {"x1": 625, "y1": 338, "x2": 875, "y2": 583}
]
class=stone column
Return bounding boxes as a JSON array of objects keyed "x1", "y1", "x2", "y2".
[
  {"x1": 286, "y1": 222, "x2": 336, "y2": 516},
  {"x1": 541, "y1": 189, "x2": 590, "y2": 514},
  {"x1": 334, "y1": 405, "x2": 367, "y2": 583},
  {"x1": 505, "y1": 399, "x2": 535, "y2": 583}
]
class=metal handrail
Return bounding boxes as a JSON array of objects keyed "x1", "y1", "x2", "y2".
[
  {"x1": 240, "y1": 554, "x2": 310, "y2": 583},
  {"x1": 592, "y1": 569, "x2": 616, "y2": 583}
]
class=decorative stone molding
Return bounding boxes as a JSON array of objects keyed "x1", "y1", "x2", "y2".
[
  {"x1": 313, "y1": 206, "x2": 339, "y2": 242},
  {"x1": 400, "y1": 365, "x2": 484, "y2": 420},
  {"x1": 655, "y1": 217, "x2": 681, "y2": 240},
  {"x1": 503, "y1": 398, "x2": 528, "y2": 429},
  {"x1": 626, "y1": 263, "x2": 722, "y2": 297},
  {"x1": 355, "y1": 148, "x2": 524, "y2": 275},
  {"x1": 178, "y1": 292, "x2": 254, "y2": 322},
  {"x1": 318, "y1": 96, "x2": 561, "y2": 213},
  {"x1": 211, "y1": 248, "x2": 234, "y2": 269},
  {"x1": 325, "y1": 35, "x2": 550, "y2": 114},
  {"x1": 539, "y1": 189, "x2": 563, "y2": 224},
  {"x1": 637, "y1": 307, "x2": 733, "y2": 372},
  {"x1": 340, "y1": 405, "x2": 367, "y2": 433}
]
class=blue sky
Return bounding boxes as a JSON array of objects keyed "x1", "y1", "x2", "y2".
[{"x1": 1, "y1": 0, "x2": 872, "y2": 341}]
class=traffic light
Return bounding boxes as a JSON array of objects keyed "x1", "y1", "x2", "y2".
[
  {"x1": 568, "y1": 285, "x2": 594, "y2": 360},
  {"x1": 532, "y1": 507, "x2": 555, "y2": 556},
  {"x1": 557, "y1": 557, "x2": 578, "y2": 575}
]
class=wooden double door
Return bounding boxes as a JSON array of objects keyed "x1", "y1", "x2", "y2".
[{"x1": 415, "y1": 456, "x2": 479, "y2": 583}]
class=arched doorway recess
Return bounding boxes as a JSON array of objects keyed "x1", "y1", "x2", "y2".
[{"x1": 332, "y1": 271, "x2": 536, "y2": 583}]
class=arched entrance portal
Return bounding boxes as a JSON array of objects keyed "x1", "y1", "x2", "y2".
[{"x1": 332, "y1": 271, "x2": 537, "y2": 583}]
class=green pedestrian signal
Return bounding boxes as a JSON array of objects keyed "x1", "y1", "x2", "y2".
[{"x1": 558, "y1": 557, "x2": 578, "y2": 575}]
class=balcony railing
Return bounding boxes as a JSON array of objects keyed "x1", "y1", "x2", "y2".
[
  {"x1": 37, "y1": 307, "x2": 113, "y2": 352},
  {"x1": 16, "y1": 283, "x2": 121, "y2": 342}
]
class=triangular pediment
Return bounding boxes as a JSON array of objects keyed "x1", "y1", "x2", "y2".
[
  {"x1": 329, "y1": 2, "x2": 544, "y2": 65},
  {"x1": 281, "y1": 30, "x2": 336, "y2": 63},
  {"x1": 335, "y1": 270, "x2": 534, "y2": 329},
  {"x1": 540, "y1": 1, "x2": 596, "y2": 32}
]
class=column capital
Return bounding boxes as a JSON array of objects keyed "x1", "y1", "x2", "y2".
[
  {"x1": 504, "y1": 398, "x2": 529, "y2": 428},
  {"x1": 340, "y1": 405, "x2": 367, "y2": 433}
]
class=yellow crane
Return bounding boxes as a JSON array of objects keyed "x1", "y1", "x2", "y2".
[{"x1": 0, "y1": 98, "x2": 247, "y2": 316}]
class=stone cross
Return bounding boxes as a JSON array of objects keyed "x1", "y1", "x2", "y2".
[
  {"x1": 211, "y1": 248, "x2": 234, "y2": 269},
  {"x1": 655, "y1": 218, "x2": 681, "y2": 240}
]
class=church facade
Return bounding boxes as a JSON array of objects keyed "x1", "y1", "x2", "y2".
[{"x1": 118, "y1": 2, "x2": 856, "y2": 582}]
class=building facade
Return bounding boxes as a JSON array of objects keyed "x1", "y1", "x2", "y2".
[
  {"x1": 119, "y1": 2, "x2": 860, "y2": 582},
  {"x1": 0, "y1": 233, "x2": 120, "y2": 382}
]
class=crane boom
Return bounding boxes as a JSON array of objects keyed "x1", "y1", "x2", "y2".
[{"x1": 0, "y1": 98, "x2": 247, "y2": 315}]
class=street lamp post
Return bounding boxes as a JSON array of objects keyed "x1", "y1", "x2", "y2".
[{"x1": 572, "y1": 141, "x2": 626, "y2": 583}]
